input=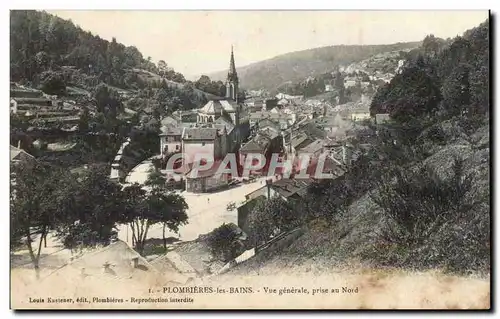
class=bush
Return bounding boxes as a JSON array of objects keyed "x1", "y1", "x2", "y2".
[
  {"x1": 367, "y1": 157, "x2": 489, "y2": 274},
  {"x1": 245, "y1": 197, "x2": 300, "y2": 246},
  {"x1": 207, "y1": 223, "x2": 243, "y2": 262}
]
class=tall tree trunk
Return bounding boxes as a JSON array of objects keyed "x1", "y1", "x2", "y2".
[
  {"x1": 25, "y1": 229, "x2": 39, "y2": 279},
  {"x1": 162, "y1": 223, "x2": 166, "y2": 250},
  {"x1": 43, "y1": 233, "x2": 47, "y2": 248}
]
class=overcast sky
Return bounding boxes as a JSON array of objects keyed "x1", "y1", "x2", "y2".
[{"x1": 49, "y1": 10, "x2": 488, "y2": 79}]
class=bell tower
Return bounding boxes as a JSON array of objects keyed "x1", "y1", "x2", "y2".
[{"x1": 225, "y1": 46, "x2": 239, "y2": 101}]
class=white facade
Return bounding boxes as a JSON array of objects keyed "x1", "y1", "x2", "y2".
[
  {"x1": 10, "y1": 99, "x2": 17, "y2": 114},
  {"x1": 351, "y1": 112, "x2": 371, "y2": 122},
  {"x1": 160, "y1": 135, "x2": 182, "y2": 156}
]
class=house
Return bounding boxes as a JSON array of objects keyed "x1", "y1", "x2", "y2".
[
  {"x1": 184, "y1": 160, "x2": 231, "y2": 193},
  {"x1": 344, "y1": 79, "x2": 357, "y2": 88},
  {"x1": 375, "y1": 113, "x2": 391, "y2": 125},
  {"x1": 249, "y1": 111, "x2": 295, "y2": 130},
  {"x1": 239, "y1": 127, "x2": 284, "y2": 175},
  {"x1": 10, "y1": 99, "x2": 20, "y2": 115},
  {"x1": 182, "y1": 127, "x2": 225, "y2": 164},
  {"x1": 244, "y1": 178, "x2": 313, "y2": 203},
  {"x1": 351, "y1": 111, "x2": 371, "y2": 122},
  {"x1": 10, "y1": 145, "x2": 35, "y2": 166},
  {"x1": 296, "y1": 139, "x2": 325, "y2": 156},
  {"x1": 159, "y1": 126, "x2": 182, "y2": 157},
  {"x1": 244, "y1": 98, "x2": 266, "y2": 113}
]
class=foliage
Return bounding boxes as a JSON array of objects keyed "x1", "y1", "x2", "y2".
[
  {"x1": 208, "y1": 41, "x2": 421, "y2": 91},
  {"x1": 367, "y1": 157, "x2": 487, "y2": 274},
  {"x1": 11, "y1": 161, "x2": 76, "y2": 277},
  {"x1": 370, "y1": 65, "x2": 442, "y2": 123},
  {"x1": 121, "y1": 180, "x2": 188, "y2": 255},
  {"x1": 39, "y1": 70, "x2": 66, "y2": 95},
  {"x1": 245, "y1": 197, "x2": 300, "y2": 246},
  {"x1": 92, "y1": 83, "x2": 123, "y2": 115},
  {"x1": 10, "y1": 10, "x2": 206, "y2": 113},
  {"x1": 195, "y1": 75, "x2": 225, "y2": 97},
  {"x1": 55, "y1": 164, "x2": 125, "y2": 248},
  {"x1": 371, "y1": 19, "x2": 488, "y2": 124},
  {"x1": 207, "y1": 223, "x2": 244, "y2": 262}
]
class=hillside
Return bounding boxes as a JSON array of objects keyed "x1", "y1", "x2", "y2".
[
  {"x1": 9, "y1": 10, "x2": 215, "y2": 109},
  {"x1": 208, "y1": 42, "x2": 421, "y2": 92},
  {"x1": 227, "y1": 20, "x2": 490, "y2": 280}
]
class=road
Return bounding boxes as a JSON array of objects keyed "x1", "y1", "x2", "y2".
[{"x1": 118, "y1": 159, "x2": 272, "y2": 244}]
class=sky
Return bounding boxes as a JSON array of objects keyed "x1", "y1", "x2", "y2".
[{"x1": 49, "y1": 10, "x2": 489, "y2": 79}]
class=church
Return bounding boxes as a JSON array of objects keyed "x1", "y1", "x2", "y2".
[
  {"x1": 182, "y1": 47, "x2": 250, "y2": 164},
  {"x1": 181, "y1": 48, "x2": 250, "y2": 192}
]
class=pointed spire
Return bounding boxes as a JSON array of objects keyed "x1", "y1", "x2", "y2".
[{"x1": 228, "y1": 45, "x2": 238, "y2": 81}]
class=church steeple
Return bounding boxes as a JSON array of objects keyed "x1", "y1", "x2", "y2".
[{"x1": 226, "y1": 46, "x2": 239, "y2": 101}]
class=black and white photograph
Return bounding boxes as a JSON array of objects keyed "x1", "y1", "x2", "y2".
[{"x1": 8, "y1": 9, "x2": 491, "y2": 309}]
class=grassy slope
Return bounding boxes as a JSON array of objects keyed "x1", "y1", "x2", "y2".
[{"x1": 226, "y1": 122, "x2": 489, "y2": 276}]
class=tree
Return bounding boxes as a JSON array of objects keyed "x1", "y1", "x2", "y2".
[
  {"x1": 370, "y1": 65, "x2": 442, "y2": 123},
  {"x1": 422, "y1": 34, "x2": 441, "y2": 57},
  {"x1": 121, "y1": 181, "x2": 188, "y2": 255},
  {"x1": 207, "y1": 223, "x2": 244, "y2": 262},
  {"x1": 441, "y1": 63, "x2": 471, "y2": 116},
  {"x1": 158, "y1": 60, "x2": 168, "y2": 77},
  {"x1": 39, "y1": 71, "x2": 66, "y2": 95},
  {"x1": 11, "y1": 161, "x2": 75, "y2": 278},
  {"x1": 92, "y1": 83, "x2": 123, "y2": 115},
  {"x1": 245, "y1": 197, "x2": 299, "y2": 246},
  {"x1": 56, "y1": 164, "x2": 125, "y2": 248},
  {"x1": 78, "y1": 107, "x2": 90, "y2": 132}
]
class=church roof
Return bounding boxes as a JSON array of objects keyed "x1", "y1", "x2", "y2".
[
  {"x1": 227, "y1": 46, "x2": 238, "y2": 82},
  {"x1": 199, "y1": 100, "x2": 237, "y2": 115}
]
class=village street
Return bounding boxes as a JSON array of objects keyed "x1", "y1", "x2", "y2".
[{"x1": 117, "y1": 159, "x2": 272, "y2": 244}]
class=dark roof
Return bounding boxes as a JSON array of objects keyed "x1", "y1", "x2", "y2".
[
  {"x1": 214, "y1": 117, "x2": 235, "y2": 133},
  {"x1": 10, "y1": 145, "x2": 34, "y2": 161},
  {"x1": 35, "y1": 116, "x2": 80, "y2": 123},
  {"x1": 160, "y1": 126, "x2": 182, "y2": 136},
  {"x1": 12, "y1": 97, "x2": 52, "y2": 105},
  {"x1": 257, "y1": 118, "x2": 281, "y2": 131},
  {"x1": 301, "y1": 122, "x2": 327, "y2": 139},
  {"x1": 184, "y1": 160, "x2": 233, "y2": 178},
  {"x1": 240, "y1": 134, "x2": 271, "y2": 153},
  {"x1": 270, "y1": 179, "x2": 313, "y2": 199},
  {"x1": 161, "y1": 116, "x2": 178, "y2": 127},
  {"x1": 259, "y1": 127, "x2": 280, "y2": 140},
  {"x1": 297, "y1": 139, "x2": 324, "y2": 153},
  {"x1": 183, "y1": 127, "x2": 218, "y2": 140}
]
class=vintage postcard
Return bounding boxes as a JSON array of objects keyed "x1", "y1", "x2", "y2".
[{"x1": 10, "y1": 10, "x2": 490, "y2": 310}]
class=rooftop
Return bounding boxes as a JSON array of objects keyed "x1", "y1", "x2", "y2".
[
  {"x1": 182, "y1": 127, "x2": 218, "y2": 140},
  {"x1": 199, "y1": 100, "x2": 238, "y2": 115},
  {"x1": 270, "y1": 178, "x2": 313, "y2": 199}
]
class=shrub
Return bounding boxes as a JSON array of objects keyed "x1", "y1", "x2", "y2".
[
  {"x1": 367, "y1": 157, "x2": 489, "y2": 274},
  {"x1": 207, "y1": 223, "x2": 243, "y2": 262}
]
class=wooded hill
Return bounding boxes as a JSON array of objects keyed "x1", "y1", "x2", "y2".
[
  {"x1": 208, "y1": 42, "x2": 421, "y2": 92},
  {"x1": 10, "y1": 10, "x2": 215, "y2": 108}
]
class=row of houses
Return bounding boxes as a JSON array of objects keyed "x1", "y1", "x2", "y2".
[{"x1": 10, "y1": 84, "x2": 81, "y2": 127}]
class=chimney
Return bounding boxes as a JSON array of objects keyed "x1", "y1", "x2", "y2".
[
  {"x1": 102, "y1": 262, "x2": 111, "y2": 274},
  {"x1": 17, "y1": 140, "x2": 21, "y2": 149},
  {"x1": 266, "y1": 179, "x2": 272, "y2": 199},
  {"x1": 342, "y1": 144, "x2": 352, "y2": 167},
  {"x1": 132, "y1": 257, "x2": 139, "y2": 268}
]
